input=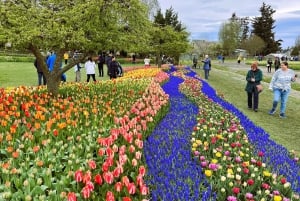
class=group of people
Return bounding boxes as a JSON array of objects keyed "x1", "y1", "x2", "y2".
[
  {"x1": 34, "y1": 51, "x2": 123, "y2": 85},
  {"x1": 266, "y1": 57, "x2": 281, "y2": 73},
  {"x1": 245, "y1": 60, "x2": 297, "y2": 118},
  {"x1": 74, "y1": 53, "x2": 123, "y2": 82},
  {"x1": 34, "y1": 51, "x2": 67, "y2": 86}
]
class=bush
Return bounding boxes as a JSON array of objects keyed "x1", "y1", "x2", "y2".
[{"x1": 0, "y1": 55, "x2": 35, "y2": 62}]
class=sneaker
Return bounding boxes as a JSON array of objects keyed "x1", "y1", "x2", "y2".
[
  {"x1": 254, "y1": 109, "x2": 258, "y2": 112},
  {"x1": 269, "y1": 109, "x2": 276, "y2": 115},
  {"x1": 279, "y1": 113, "x2": 286, "y2": 118},
  {"x1": 248, "y1": 107, "x2": 252, "y2": 110}
]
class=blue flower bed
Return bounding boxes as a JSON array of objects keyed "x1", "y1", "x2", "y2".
[
  {"x1": 144, "y1": 66, "x2": 300, "y2": 199},
  {"x1": 144, "y1": 75, "x2": 216, "y2": 200}
]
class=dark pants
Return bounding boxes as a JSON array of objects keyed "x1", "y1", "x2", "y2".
[
  {"x1": 87, "y1": 74, "x2": 96, "y2": 82},
  {"x1": 37, "y1": 72, "x2": 46, "y2": 85},
  {"x1": 98, "y1": 63, "x2": 104, "y2": 77},
  {"x1": 247, "y1": 91, "x2": 259, "y2": 110},
  {"x1": 267, "y1": 65, "x2": 272, "y2": 73},
  {"x1": 204, "y1": 69, "x2": 209, "y2": 79}
]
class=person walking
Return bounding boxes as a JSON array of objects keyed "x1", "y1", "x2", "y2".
[
  {"x1": 192, "y1": 56, "x2": 198, "y2": 68},
  {"x1": 108, "y1": 56, "x2": 119, "y2": 79},
  {"x1": 274, "y1": 57, "x2": 280, "y2": 71},
  {"x1": 245, "y1": 61, "x2": 263, "y2": 112},
  {"x1": 202, "y1": 55, "x2": 211, "y2": 80},
  {"x1": 84, "y1": 57, "x2": 96, "y2": 82},
  {"x1": 34, "y1": 58, "x2": 46, "y2": 85},
  {"x1": 268, "y1": 61, "x2": 297, "y2": 118},
  {"x1": 267, "y1": 58, "x2": 273, "y2": 73}
]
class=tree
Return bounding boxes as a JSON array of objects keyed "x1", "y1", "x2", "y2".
[
  {"x1": 0, "y1": 0, "x2": 150, "y2": 95},
  {"x1": 218, "y1": 21, "x2": 240, "y2": 55},
  {"x1": 229, "y1": 13, "x2": 250, "y2": 48},
  {"x1": 241, "y1": 34, "x2": 265, "y2": 56},
  {"x1": 150, "y1": 7, "x2": 189, "y2": 66},
  {"x1": 252, "y1": 2, "x2": 280, "y2": 55},
  {"x1": 291, "y1": 35, "x2": 300, "y2": 56}
]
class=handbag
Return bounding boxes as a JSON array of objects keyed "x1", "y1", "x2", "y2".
[{"x1": 256, "y1": 84, "x2": 263, "y2": 92}]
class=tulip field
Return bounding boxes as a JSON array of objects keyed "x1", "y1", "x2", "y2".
[{"x1": 0, "y1": 66, "x2": 299, "y2": 201}]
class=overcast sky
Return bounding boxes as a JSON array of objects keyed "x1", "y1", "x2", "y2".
[{"x1": 158, "y1": 0, "x2": 300, "y2": 49}]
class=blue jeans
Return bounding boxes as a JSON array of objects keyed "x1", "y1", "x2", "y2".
[{"x1": 273, "y1": 88, "x2": 290, "y2": 114}]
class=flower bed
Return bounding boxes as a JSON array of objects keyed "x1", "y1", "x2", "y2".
[
  {"x1": 0, "y1": 72, "x2": 169, "y2": 200},
  {"x1": 0, "y1": 65, "x2": 299, "y2": 201},
  {"x1": 177, "y1": 68, "x2": 300, "y2": 201}
]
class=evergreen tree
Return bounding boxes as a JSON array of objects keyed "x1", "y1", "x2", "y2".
[
  {"x1": 151, "y1": 7, "x2": 189, "y2": 66},
  {"x1": 252, "y1": 2, "x2": 281, "y2": 55}
]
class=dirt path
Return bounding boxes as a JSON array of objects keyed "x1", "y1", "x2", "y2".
[{"x1": 214, "y1": 61, "x2": 300, "y2": 99}]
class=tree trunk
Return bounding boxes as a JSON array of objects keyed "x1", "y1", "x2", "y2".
[
  {"x1": 156, "y1": 52, "x2": 162, "y2": 68},
  {"x1": 46, "y1": 74, "x2": 61, "y2": 96}
]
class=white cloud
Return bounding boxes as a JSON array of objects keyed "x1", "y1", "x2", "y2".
[{"x1": 158, "y1": 0, "x2": 300, "y2": 48}]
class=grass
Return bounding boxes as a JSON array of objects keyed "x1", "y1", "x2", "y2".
[
  {"x1": 0, "y1": 62, "x2": 145, "y2": 88},
  {"x1": 1, "y1": 61, "x2": 300, "y2": 155}
]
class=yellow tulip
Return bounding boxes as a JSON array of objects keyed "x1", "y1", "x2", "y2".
[
  {"x1": 273, "y1": 195, "x2": 282, "y2": 201},
  {"x1": 204, "y1": 169, "x2": 212, "y2": 177}
]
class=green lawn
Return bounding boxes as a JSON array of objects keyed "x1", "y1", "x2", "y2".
[
  {"x1": 0, "y1": 62, "x2": 150, "y2": 88},
  {"x1": 1, "y1": 61, "x2": 300, "y2": 155}
]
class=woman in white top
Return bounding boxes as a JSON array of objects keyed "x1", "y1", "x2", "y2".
[
  {"x1": 84, "y1": 57, "x2": 96, "y2": 82},
  {"x1": 268, "y1": 61, "x2": 297, "y2": 118},
  {"x1": 144, "y1": 56, "x2": 150, "y2": 67}
]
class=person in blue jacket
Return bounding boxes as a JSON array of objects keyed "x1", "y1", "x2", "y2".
[{"x1": 202, "y1": 55, "x2": 211, "y2": 80}]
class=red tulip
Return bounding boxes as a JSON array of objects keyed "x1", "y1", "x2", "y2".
[
  {"x1": 81, "y1": 186, "x2": 91, "y2": 199},
  {"x1": 106, "y1": 191, "x2": 115, "y2": 201},
  {"x1": 115, "y1": 182, "x2": 123, "y2": 192},
  {"x1": 139, "y1": 166, "x2": 146, "y2": 176},
  {"x1": 280, "y1": 177, "x2": 287, "y2": 184},
  {"x1": 67, "y1": 192, "x2": 77, "y2": 201},
  {"x1": 103, "y1": 171, "x2": 114, "y2": 184},
  {"x1": 74, "y1": 170, "x2": 83, "y2": 182},
  {"x1": 127, "y1": 182, "x2": 136, "y2": 194},
  {"x1": 258, "y1": 151, "x2": 264, "y2": 157},
  {"x1": 232, "y1": 187, "x2": 240, "y2": 194},
  {"x1": 88, "y1": 160, "x2": 96, "y2": 169},
  {"x1": 247, "y1": 179, "x2": 254, "y2": 186},
  {"x1": 122, "y1": 197, "x2": 131, "y2": 201},
  {"x1": 94, "y1": 174, "x2": 103, "y2": 185}
]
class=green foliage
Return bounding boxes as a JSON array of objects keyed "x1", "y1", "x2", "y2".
[
  {"x1": 0, "y1": 0, "x2": 151, "y2": 95},
  {"x1": 0, "y1": 55, "x2": 34, "y2": 62},
  {"x1": 252, "y1": 2, "x2": 280, "y2": 54},
  {"x1": 218, "y1": 21, "x2": 240, "y2": 55},
  {"x1": 151, "y1": 8, "x2": 190, "y2": 65},
  {"x1": 241, "y1": 34, "x2": 265, "y2": 56}
]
